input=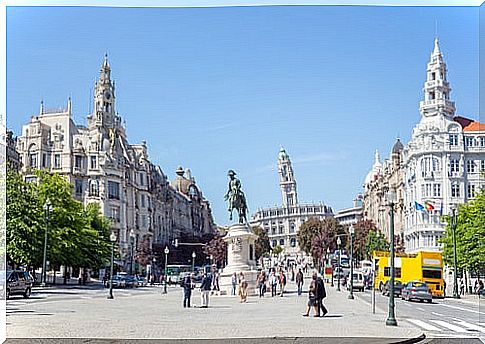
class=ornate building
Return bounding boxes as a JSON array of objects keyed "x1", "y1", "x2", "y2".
[
  {"x1": 335, "y1": 195, "x2": 363, "y2": 227},
  {"x1": 363, "y1": 39, "x2": 485, "y2": 253},
  {"x1": 15, "y1": 56, "x2": 216, "y2": 270},
  {"x1": 362, "y1": 141, "x2": 406, "y2": 242},
  {"x1": 403, "y1": 39, "x2": 485, "y2": 253},
  {"x1": 251, "y1": 148, "x2": 334, "y2": 257},
  {"x1": 6, "y1": 130, "x2": 21, "y2": 171}
]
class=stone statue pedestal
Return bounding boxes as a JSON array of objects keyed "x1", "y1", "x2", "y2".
[{"x1": 219, "y1": 223, "x2": 259, "y2": 296}]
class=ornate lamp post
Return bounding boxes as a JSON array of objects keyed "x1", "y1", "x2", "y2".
[
  {"x1": 451, "y1": 206, "x2": 460, "y2": 299},
  {"x1": 336, "y1": 236, "x2": 341, "y2": 292},
  {"x1": 108, "y1": 231, "x2": 117, "y2": 299},
  {"x1": 163, "y1": 246, "x2": 169, "y2": 294},
  {"x1": 386, "y1": 189, "x2": 397, "y2": 326},
  {"x1": 42, "y1": 198, "x2": 52, "y2": 286},
  {"x1": 129, "y1": 229, "x2": 135, "y2": 275},
  {"x1": 192, "y1": 251, "x2": 196, "y2": 272},
  {"x1": 348, "y1": 224, "x2": 355, "y2": 300}
]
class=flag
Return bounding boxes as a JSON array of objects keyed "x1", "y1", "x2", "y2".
[
  {"x1": 415, "y1": 201, "x2": 425, "y2": 211},
  {"x1": 425, "y1": 201, "x2": 435, "y2": 212}
]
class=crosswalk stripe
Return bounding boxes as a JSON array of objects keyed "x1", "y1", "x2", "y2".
[
  {"x1": 453, "y1": 320, "x2": 485, "y2": 333},
  {"x1": 407, "y1": 319, "x2": 442, "y2": 331},
  {"x1": 430, "y1": 320, "x2": 468, "y2": 332}
]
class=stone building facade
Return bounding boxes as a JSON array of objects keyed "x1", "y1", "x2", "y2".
[
  {"x1": 6, "y1": 130, "x2": 21, "y2": 171},
  {"x1": 363, "y1": 39, "x2": 485, "y2": 253},
  {"x1": 15, "y1": 56, "x2": 216, "y2": 270},
  {"x1": 251, "y1": 148, "x2": 334, "y2": 257},
  {"x1": 403, "y1": 39, "x2": 485, "y2": 253},
  {"x1": 335, "y1": 195, "x2": 364, "y2": 227}
]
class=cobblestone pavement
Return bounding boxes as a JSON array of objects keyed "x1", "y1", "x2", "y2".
[{"x1": 6, "y1": 280, "x2": 423, "y2": 341}]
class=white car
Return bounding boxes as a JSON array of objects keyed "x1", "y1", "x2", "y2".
[{"x1": 347, "y1": 270, "x2": 365, "y2": 292}]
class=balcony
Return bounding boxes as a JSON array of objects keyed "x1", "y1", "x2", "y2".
[{"x1": 419, "y1": 99, "x2": 455, "y2": 112}]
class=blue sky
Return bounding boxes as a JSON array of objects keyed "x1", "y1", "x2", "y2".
[{"x1": 7, "y1": 5, "x2": 479, "y2": 225}]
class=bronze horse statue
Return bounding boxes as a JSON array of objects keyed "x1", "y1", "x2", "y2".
[{"x1": 224, "y1": 170, "x2": 248, "y2": 224}]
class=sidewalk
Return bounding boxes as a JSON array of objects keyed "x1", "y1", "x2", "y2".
[{"x1": 7, "y1": 281, "x2": 424, "y2": 341}]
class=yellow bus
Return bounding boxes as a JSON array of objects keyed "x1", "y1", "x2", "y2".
[{"x1": 373, "y1": 251, "x2": 444, "y2": 298}]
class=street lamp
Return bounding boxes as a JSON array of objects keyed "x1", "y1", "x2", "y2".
[
  {"x1": 129, "y1": 229, "x2": 135, "y2": 275},
  {"x1": 163, "y1": 246, "x2": 169, "y2": 294},
  {"x1": 385, "y1": 189, "x2": 397, "y2": 326},
  {"x1": 42, "y1": 198, "x2": 52, "y2": 286},
  {"x1": 451, "y1": 206, "x2": 460, "y2": 299},
  {"x1": 336, "y1": 236, "x2": 341, "y2": 292},
  {"x1": 192, "y1": 251, "x2": 196, "y2": 272},
  {"x1": 108, "y1": 231, "x2": 117, "y2": 299},
  {"x1": 348, "y1": 224, "x2": 355, "y2": 300}
]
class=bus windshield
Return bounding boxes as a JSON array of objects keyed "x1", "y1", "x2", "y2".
[{"x1": 166, "y1": 265, "x2": 191, "y2": 276}]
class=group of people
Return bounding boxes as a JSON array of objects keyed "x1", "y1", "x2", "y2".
[
  {"x1": 181, "y1": 272, "x2": 212, "y2": 308},
  {"x1": 250, "y1": 268, "x2": 287, "y2": 298},
  {"x1": 459, "y1": 278, "x2": 484, "y2": 296}
]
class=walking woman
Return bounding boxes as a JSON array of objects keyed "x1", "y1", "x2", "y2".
[
  {"x1": 238, "y1": 272, "x2": 248, "y2": 303},
  {"x1": 303, "y1": 274, "x2": 319, "y2": 317}
]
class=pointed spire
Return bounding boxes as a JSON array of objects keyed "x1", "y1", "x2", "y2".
[
  {"x1": 67, "y1": 96, "x2": 72, "y2": 115},
  {"x1": 432, "y1": 37, "x2": 441, "y2": 56},
  {"x1": 374, "y1": 149, "x2": 381, "y2": 165},
  {"x1": 103, "y1": 53, "x2": 110, "y2": 70},
  {"x1": 40, "y1": 100, "x2": 44, "y2": 115}
]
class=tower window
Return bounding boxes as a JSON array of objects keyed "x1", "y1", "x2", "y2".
[
  {"x1": 431, "y1": 72, "x2": 436, "y2": 80},
  {"x1": 429, "y1": 92, "x2": 435, "y2": 100}
]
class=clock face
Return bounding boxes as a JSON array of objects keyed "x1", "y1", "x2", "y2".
[{"x1": 104, "y1": 91, "x2": 111, "y2": 100}]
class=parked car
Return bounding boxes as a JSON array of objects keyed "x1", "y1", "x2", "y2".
[
  {"x1": 111, "y1": 275, "x2": 126, "y2": 288},
  {"x1": 136, "y1": 276, "x2": 147, "y2": 287},
  {"x1": 382, "y1": 280, "x2": 404, "y2": 297},
  {"x1": 7, "y1": 270, "x2": 33, "y2": 299},
  {"x1": 401, "y1": 281, "x2": 432, "y2": 303},
  {"x1": 124, "y1": 275, "x2": 138, "y2": 288},
  {"x1": 347, "y1": 271, "x2": 365, "y2": 292}
]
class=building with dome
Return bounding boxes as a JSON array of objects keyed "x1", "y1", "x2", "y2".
[
  {"x1": 251, "y1": 148, "x2": 334, "y2": 258},
  {"x1": 15, "y1": 56, "x2": 216, "y2": 272},
  {"x1": 363, "y1": 38, "x2": 485, "y2": 253},
  {"x1": 362, "y1": 140, "x2": 406, "y2": 243}
]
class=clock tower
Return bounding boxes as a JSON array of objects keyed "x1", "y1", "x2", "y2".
[
  {"x1": 89, "y1": 54, "x2": 117, "y2": 129},
  {"x1": 278, "y1": 147, "x2": 298, "y2": 208}
]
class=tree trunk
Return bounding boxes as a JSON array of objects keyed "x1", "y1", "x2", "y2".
[
  {"x1": 63, "y1": 266, "x2": 67, "y2": 285},
  {"x1": 53, "y1": 269, "x2": 56, "y2": 285}
]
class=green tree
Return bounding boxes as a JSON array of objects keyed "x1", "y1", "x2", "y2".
[
  {"x1": 203, "y1": 234, "x2": 227, "y2": 267},
  {"x1": 351, "y1": 220, "x2": 377, "y2": 261},
  {"x1": 252, "y1": 226, "x2": 271, "y2": 259},
  {"x1": 365, "y1": 230, "x2": 389, "y2": 259},
  {"x1": 440, "y1": 190, "x2": 485, "y2": 274},
  {"x1": 298, "y1": 218, "x2": 342, "y2": 261},
  {"x1": 271, "y1": 245, "x2": 283, "y2": 255},
  {"x1": 6, "y1": 164, "x2": 44, "y2": 268}
]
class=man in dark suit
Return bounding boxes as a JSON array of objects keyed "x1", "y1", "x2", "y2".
[{"x1": 316, "y1": 273, "x2": 328, "y2": 317}]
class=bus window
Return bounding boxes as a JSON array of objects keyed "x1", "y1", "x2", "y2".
[
  {"x1": 423, "y1": 269, "x2": 441, "y2": 279},
  {"x1": 384, "y1": 267, "x2": 401, "y2": 278}
]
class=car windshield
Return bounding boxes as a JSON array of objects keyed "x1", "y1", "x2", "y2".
[{"x1": 413, "y1": 282, "x2": 427, "y2": 288}]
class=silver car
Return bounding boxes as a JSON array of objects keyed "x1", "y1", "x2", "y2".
[{"x1": 401, "y1": 281, "x2": 432, "y2": 303}]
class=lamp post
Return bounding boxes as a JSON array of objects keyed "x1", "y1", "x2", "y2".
[
  {"x1": 192, "y1": 252, "x2": 196, "y2": 272},
  {"x1": 163, "y1": 246, "x2": 169, "y2": 294},
  {"x1": 348, "y1": 224, "x2": 355, "y2": 300},
  {"x1": 386, "y1": 189, "x2": 397, "y2": 326},
  {"x1": 451, "y1": 206, "x2": 460, "y2": 299},
  {"x1": 108, "y1": 231, "x2": 117, "y2": 299},
  {"x1": 129, "y1": 229, "x2": 135, "y2": 275},
  {"x1": 337, "y1": 236, "x2": 341, "y2": 292},
  {"x1": 42, "y1": 198, "x2": 52, "y2": 286}
]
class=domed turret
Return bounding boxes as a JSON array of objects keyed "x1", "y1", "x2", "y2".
[{"x1": 392, "y1": 138, "x2": 404, "y2": 155}]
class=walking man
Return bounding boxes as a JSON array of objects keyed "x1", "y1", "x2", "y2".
[
  {"x1": 279, "y1": 270, "x2": 287, "y2": 297},
  {"x1": 270, "y1": 270, "x2": 278, "y2": 297},
  {"x1": 231, "y1": 272, "x2": 238, "y2": 296},
  {"x1": 296, "y1": 268, "x2": 304, "y2": 296},
  {"x1": 316, "y1": 273, "x2": 328, "y2": 317},
  {"x1": 257, "y1": 270, "x2": 266, "y2": 298},
  {"x1": 200, "y1": 273, "x2": 212, "y2": 308},
  {"x1": 182, "y1": 273, "x2": 194, "y2": 308}
]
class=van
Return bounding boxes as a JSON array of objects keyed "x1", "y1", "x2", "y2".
[{"x1": 347, "y1": 270, "x2": 365, "y2": 292}]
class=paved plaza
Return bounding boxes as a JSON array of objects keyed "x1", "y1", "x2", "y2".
[{"x1": 6, "y1": 278, "x2": 423, "y2": 341}]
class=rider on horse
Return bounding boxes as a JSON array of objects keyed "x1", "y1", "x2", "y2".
[{"x1": 224, "y1": 170, "x2": 248, "y2": 223}]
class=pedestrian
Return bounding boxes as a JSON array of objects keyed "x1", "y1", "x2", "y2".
[
  {"x1": 257, "y1": 270, "x2": 266, "y2": 298},
  {"x1": 231, "y1": 272, "x2": 238, "y2": 296},
  {"x1": 291, "y1": 267, "x2": 295, "y2": 282},
  {"x1": 238, "y1": 272, "x2": 248, "y2": 303},
  {"x1": 296, "y1": 268, "x2": 304, "y2": 296},
  {"x1": 460, "y1": 278, "x2": 465, "y2": 295},
  {"x1": 182, "y1": 273, "x2": 194, "y2": 308},
  {"x1": 215, "y1": 270, "x2": 220, "y2": 292},
  {"x1": 279, "y1": 270, "x2": 287, "y2": 297},
  {"x1": 200, "y1": 272, "x2": 211, "y2": 308},
  {"x1": 315, "y1": 273, "x2": 328, "y2": 317},
  {"x1": 477, "y1": 279, "x2": 484, "y2": 296},
  {"x1": 270, "y1": 270, "x2": 278, "y2": 297},
  {"x1": 303, "y1": 274, "x2": 319, "y2": 317}
]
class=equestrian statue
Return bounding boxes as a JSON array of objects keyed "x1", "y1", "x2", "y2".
[{"x1": 224, "y1": 170, "x2": 248, "y2": 224}]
